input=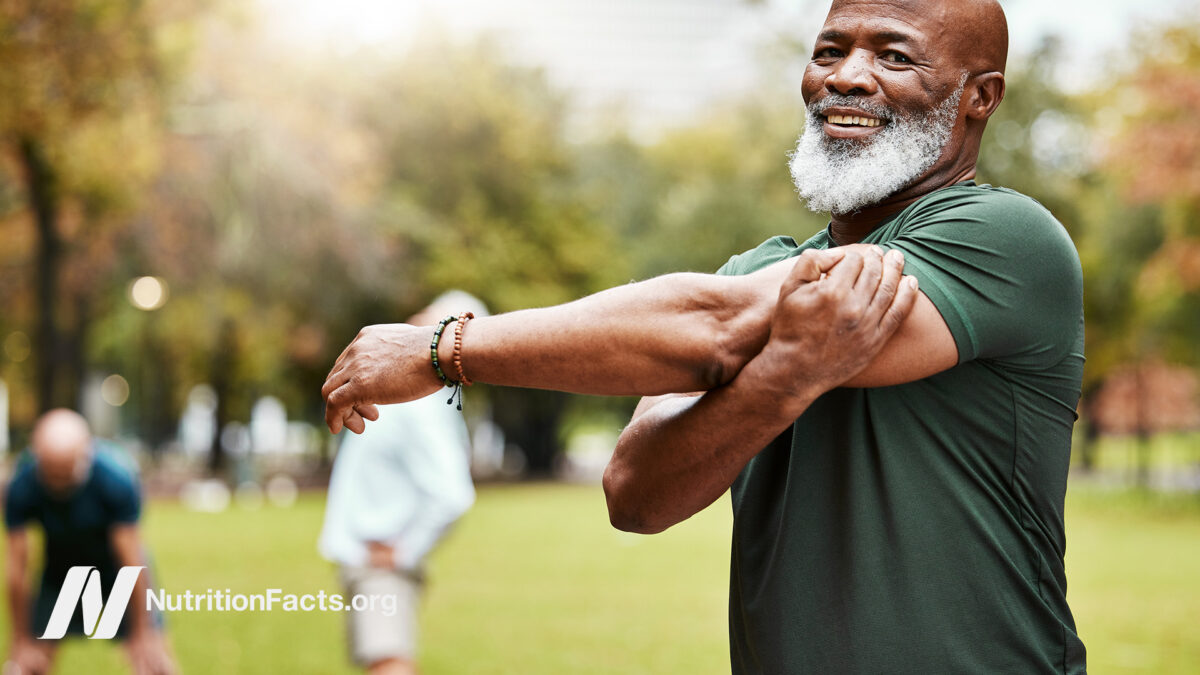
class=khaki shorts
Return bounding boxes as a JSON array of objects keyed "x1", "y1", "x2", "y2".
[{"x1": 339, "y1": 565, "x2": 422, "y2": 666}]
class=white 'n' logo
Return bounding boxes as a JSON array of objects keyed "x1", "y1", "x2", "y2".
[{"x1": 39, "y1": 566, "x2": 144, "y2": 640}]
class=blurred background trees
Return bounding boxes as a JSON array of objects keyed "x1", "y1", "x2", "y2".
[{"x1": 0, "y1": 0, "x2": 1196, "y2": 481}]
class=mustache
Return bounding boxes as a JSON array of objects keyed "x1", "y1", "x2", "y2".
[{"x1": 807, "y1": 95, "x2": 895, "y2": 122}]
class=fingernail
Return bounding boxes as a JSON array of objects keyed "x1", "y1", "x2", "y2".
[
  {"x1": 907, "y1": 276, "x2": 919, "y2": 289},
  {"x1": 889, "y1": 249, "x2": 904, "y2": 263},
  {"x1": 872, "y1": 245, "x2": 884, "y2": 256}
]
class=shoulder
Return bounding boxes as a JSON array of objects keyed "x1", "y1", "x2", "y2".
[
  {"x1": 5, "y1": 461, "x2": 38, "y2": 502},
  {"x1": 91, "y1": 450, "x2": 140, "y2": 499},
  {"x1": 893, "y1": 185, "x2": 1081, "y2": 281},
  {"x1": 717, "y1": 230, "x2": 828, "y2": 276},
  {"x1": 903, "y1": 185, "x2": 1076, "y2": 252},
  {"x1": 4, "y1": 461, "x2": 39, "y2": 527}
]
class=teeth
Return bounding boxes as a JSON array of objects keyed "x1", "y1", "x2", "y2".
[{"x1": 827, "y1": 115, "x2": 880, "y2": 128}]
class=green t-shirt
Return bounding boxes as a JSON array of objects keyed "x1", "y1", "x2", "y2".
[{"x1": 717, "y1": 183, "x2": 1086, "y2": 674}]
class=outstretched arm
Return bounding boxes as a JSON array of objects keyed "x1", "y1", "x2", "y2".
[{"x1": 322, "y1": 248, "x2": 855, "y2": 433}]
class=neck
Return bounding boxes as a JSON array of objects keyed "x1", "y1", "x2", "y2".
[{"x1": 828, "y1": 163, "x2": 978, "y2": 245}]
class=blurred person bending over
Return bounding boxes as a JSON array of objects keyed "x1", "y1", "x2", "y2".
[
  {"x1": 322, "y1": 0, "x2": 1087, "y2": 672},
  {"x1": 319, "y1": 293, "x2": 484, "y2": 675},
  {"x1": 4, "y1": 409, "x2": 175, "y2": 675}
]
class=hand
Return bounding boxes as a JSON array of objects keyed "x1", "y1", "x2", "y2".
[
  {"x1": 366, "y1": 541, "x2": 397, "y2": 569},
  {"x1": 749, "y1": 246, "x2": 917, "y2": 417},
  {"x1": 8, "y1": 638, "x2": 51, "y2": 675},
  {"x1": 322, "y1": 323, "x2": 445, "y2": 434},
  {"x1": 125, "y1": 630, "x2": 177, "y2": 675}
]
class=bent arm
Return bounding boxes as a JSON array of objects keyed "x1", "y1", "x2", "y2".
[
  {"x1": 606, "y1": 384, "x2": 801, "y2": 534},
  {"x1": 606, "y1": 250, "x2": 956, "y2": 533}
]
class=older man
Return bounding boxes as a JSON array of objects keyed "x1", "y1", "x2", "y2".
[
  {"x1": 319, "y1": 292, "x2": 484, "y2": 675},
  {"x1": 322, "y1": 0, "x2": 1086, "y2": 672},
  {"x1": 4, "y1": 410, "x2": 175, "y2": 675}
]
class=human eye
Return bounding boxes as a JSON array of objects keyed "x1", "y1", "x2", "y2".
[
  {"x1": 813, "y1": 47, "x2": 844, "y2": 60},
  {"x1": 880, "y1": 51, "x2": 912, "y2": 64}
]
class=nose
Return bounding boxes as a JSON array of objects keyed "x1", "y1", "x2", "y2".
[{"x1": 825, "y1": 49, "x2": 878, "y2": 96}]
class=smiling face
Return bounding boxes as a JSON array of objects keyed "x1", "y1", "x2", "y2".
[{"x1": 791, "y1": 0, "x2": 1007, "y2": 216}]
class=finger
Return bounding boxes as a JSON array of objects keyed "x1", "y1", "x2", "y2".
[
  {"x1": 343, "y1": 409, "x2": 366, "y2": 435},
  {"x1": 786, "y1": 250, "x2": 826, "y2": 286},
  {"x1": 852, "y1": 245, "x2": 885, "y2": 296},
  {"x1": 321, "y1": 370, "x2": 347, "y2": 400},
  {"x1": 880, "y1": 275, "x2": 920, "y2": 335},
  {"x1": 824, "y1": 249, "x2": 865, "y2": 288},
  {"x1": 325, "y1": 384, "x2": 353, "y2": 434},
  {"x1": 328, "y1": 407, "x2": 344, "y2": 435},
  {"x1": 866, "y1": 249, "x2": 905, "y2": 322},
  {"x1": 355, "y1": 404, "x2": 379, "y2": 422},
  {"x1": 811, "y1": 247, "x2": 847, "y2": 273}
]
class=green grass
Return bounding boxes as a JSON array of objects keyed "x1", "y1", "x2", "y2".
[
  {"x1": 1074, "y1": 432, "x2": 1200, "y2": 472},
  {"x1": 2, "y1": 482, "x2": 1198, "y2": 673}
]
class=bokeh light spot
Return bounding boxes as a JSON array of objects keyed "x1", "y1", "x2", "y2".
[
  {"x1": 130, "y1": 276, "x2": 169, "y2": 311},
  {"x1": 100, "y1": 374, "x2": 131, "y2": 407},
  {"x1": 4, "y1": 332, "x2": 31, "y2": 363}
]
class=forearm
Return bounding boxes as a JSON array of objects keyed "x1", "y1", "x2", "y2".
[
  {"x1": 604, "y1": 354, "x2": 819, "y2": 534},
  {"x1": 111, "y1": 526, "x2": 152, "y2": 635},
  {"x1": 460, "y1": 270, "x2": 778, "y2": 396},
  {"x1": 603, "y1": 247, "x2": 917, "y2": 533},
  {"x1": 6, "y1": 553, "x2": 31, "y2": 641},
  {"x1": 323, "y1": 248, "x2": 856, "y2": 434}
]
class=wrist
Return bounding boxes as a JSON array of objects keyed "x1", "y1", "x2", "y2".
[{"x1": 733, "y1": 343, "x2": 825, "y2": 422}]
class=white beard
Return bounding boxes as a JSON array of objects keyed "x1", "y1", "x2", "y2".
[{"x1": 788, "y1": 75, "x2": 966, "y2": 215}]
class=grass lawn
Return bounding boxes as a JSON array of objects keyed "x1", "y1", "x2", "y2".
[{"x1": 2, "y1": 482, "x2": 1198, "y2": 673}]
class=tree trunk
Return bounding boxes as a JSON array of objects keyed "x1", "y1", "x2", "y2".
[
  {"x1": 1134, "y1": 365, "x2": 1150, "y2": 489},
  {"x1": 208, "y1": 319, "x2": 237, "y2": 474},
  {"x1": 1078, "y1": 383, "x2": 1102, "y2": 473},
  {"x1": 491, "y1": 388, "x2": 569, "y2": 478},
  {"x1": 19, "y1": 137, "x2": 65, "y2": 414}
]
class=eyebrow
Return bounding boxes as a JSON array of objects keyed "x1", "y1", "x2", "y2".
[{"x1": 816, "y1": 29, "x2": 916, "y2": 45}]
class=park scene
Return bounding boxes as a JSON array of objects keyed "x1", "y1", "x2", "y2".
[{"x1": 2, "y1": 0, "x2": 1199, "y2": 673}]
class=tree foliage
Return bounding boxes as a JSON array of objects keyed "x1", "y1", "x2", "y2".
[{"x1": 1, "y1": 6, "x2": 1197, "y2": 472}]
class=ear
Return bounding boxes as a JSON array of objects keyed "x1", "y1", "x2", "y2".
[{"x1": 965, "y1": 72, "x2": 1005, "y2": 121}]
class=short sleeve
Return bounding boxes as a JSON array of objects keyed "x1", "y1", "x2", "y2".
[
  {"x1": 96, "y1": 454, "x2": 142, "y2": 524},
  {"x1": 109, "y1": 475, "x2": 142, "y2": 523},
  {"x1": 111, "y1": 482, "x2": 141, "y2": 524},
  {"x1": 879, "y1": 189, "x2": 1083, "y2": 370},
  {"x1": 717, "y1": 234, "x2": 818, "y2": 277},
  {"x1": 3, "y1": 466, "x2": 36, "y2": 530}
]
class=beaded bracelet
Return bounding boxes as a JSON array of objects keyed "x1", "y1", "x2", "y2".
[
  {"x1": 430, "y1": 315, "x2": 459, "y2": 388},
  {"x1": 452, "y1": 311, "x2": 474, "y2": 386},
  {"x1": 430, "y1": 314, "x2": 470, "y2": 410}
]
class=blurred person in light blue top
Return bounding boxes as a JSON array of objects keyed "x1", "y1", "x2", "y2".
[{"x1": 319, "y1": 291, "x2": 485, "y2": 675}]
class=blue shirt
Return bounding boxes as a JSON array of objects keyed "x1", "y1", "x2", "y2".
[
  {"x1": 4, "y1": 445, "x2": 141, "y2": 586},
  {"x1": 319, "y1": 392, "x2": 475, "y2": 571}
]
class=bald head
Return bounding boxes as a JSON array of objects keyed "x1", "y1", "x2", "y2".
[
  {"x1": 32, "y1": 409, "x2": 94, "y2": 496},
  {"x1": 827, "y1": 0, "x2": 1008, "y2": 75}
]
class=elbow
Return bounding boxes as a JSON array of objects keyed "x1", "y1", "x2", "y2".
[{"x1": 602, "y1": 462, "x2": 670, "y2": 535}]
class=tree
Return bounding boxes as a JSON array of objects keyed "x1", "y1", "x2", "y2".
[
  {"x1": 353, "y1": 38, "x2": 634, "y2": 474},
  {"x1": 0, "y1": 0, "x2": 193, "y2": 416}
]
